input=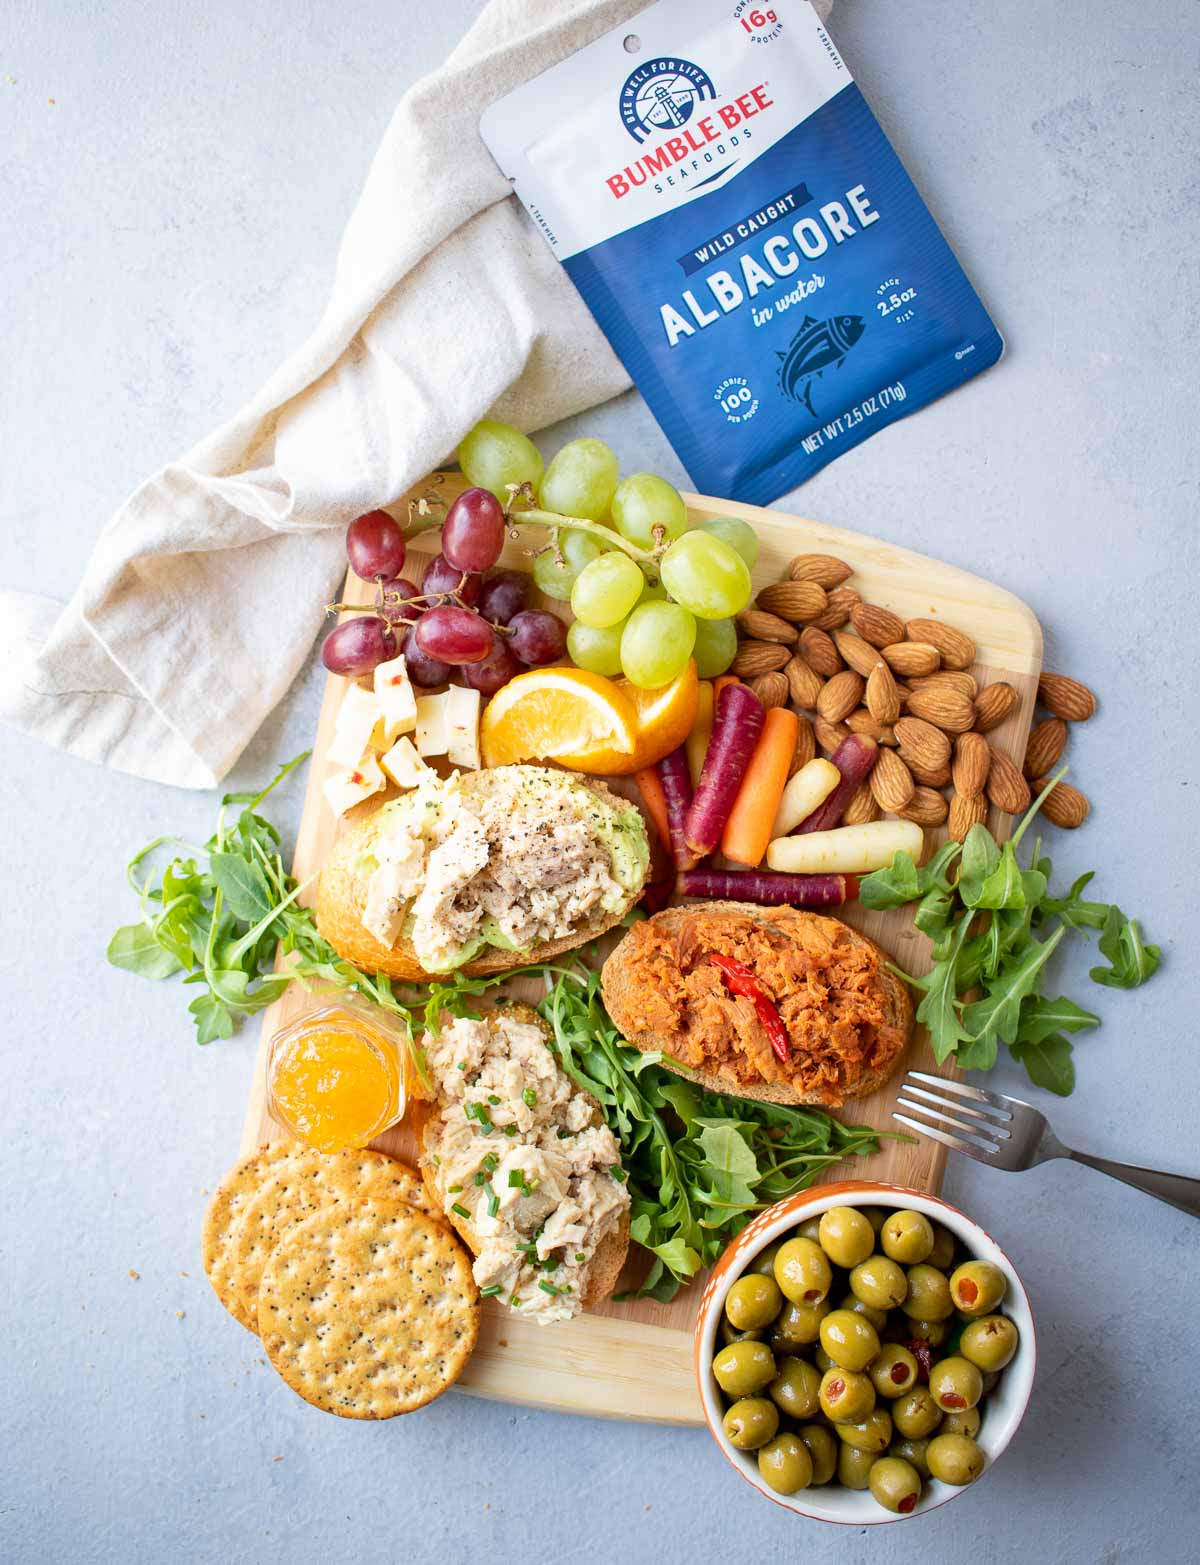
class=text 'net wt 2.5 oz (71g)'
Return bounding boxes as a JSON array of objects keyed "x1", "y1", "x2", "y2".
[{"x1": 481, "y1": 0, "x2": 1002, "y2": 504}]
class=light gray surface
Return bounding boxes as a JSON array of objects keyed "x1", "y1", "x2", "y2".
[{"x1": 2, "y1": 2, "x2": 1196, "y2": 1561}]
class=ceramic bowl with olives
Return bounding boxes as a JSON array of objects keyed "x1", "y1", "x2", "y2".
[{"x1": 695, "y1": 1182, "x2": 1036, "y2": 1525}]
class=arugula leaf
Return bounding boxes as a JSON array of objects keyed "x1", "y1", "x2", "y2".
[
  {"x1": 1016, "y1": 994, "x2": 1099, "y2": 1046},
  {"x1": 859, "y1": 852, "x2": 923, "y2": 909},
  {"x1": 914, "y1": 919, "x2": 975, "y2": 1063},
  {"x1": 973, "y1": 843, "x2": 1026, "y2": 910},
  {"x1": 1040, "y1": 870, "x2": 1110, "y2": 933},
  {"x1": 1009, "y1": 1035, "x2": 1076, "y2": 1096},
  {"x1": 209, "y1": 852, "x2": 274, "y2": 924},
  {"x1": 1090, "y1": 908, "x2": 1162, "y2": 989},
  {"x1": 695, "y1": 1122, "x2": 760, "y2": 1211},
  {"x1": 188, "y1": 990, "x2": 234, "y2": 1045},
  {"x1": 961, "y1": 926, "x2": 1066, "y2": 1045},
  {"x1": 107, "y1": 923, "x2": 184, "y2": 980},
  {"x1": 958, "y1": 824, "x2": 1000, "y2": 907},
  {"x1": 955, "y1": 1032, "x2": 999, "y2": 1072}
]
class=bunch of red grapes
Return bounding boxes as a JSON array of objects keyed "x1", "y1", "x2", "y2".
[{"x1": 320, "y1": 490, "x2": 568, "y2": 696}]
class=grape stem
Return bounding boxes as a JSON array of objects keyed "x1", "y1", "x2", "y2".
[{"x1": 507, "y1": 507, "x2": 660, "y2": 564}]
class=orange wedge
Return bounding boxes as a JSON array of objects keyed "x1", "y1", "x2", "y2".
[
  {"x1": 573, "y1": 661, "x2": 700, "y2": 775},
  {"x1": 480, "y1": 668, "x2": 640, "y2": 773}
]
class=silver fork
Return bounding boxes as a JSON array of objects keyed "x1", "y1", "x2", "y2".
[{"x1": 894, "y1": 1071, "x2": 1200, "y2": 1218}]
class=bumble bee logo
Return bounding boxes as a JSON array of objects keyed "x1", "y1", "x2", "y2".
[{"x1": 619, "y1": 57, "x2": 717, "y2": 144}]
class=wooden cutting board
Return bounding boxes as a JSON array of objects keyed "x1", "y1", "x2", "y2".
[{"x1": 241, "y1": 474, "x2": 1042, "y2": 1424}]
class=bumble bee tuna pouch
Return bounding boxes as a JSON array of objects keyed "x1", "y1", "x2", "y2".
[{"x1": 481, "y1": 0, "x2": 1002, "y2": 504}]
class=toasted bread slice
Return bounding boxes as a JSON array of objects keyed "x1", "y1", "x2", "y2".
[
  {"x1": 416, "y1": 1004, "x2": 629, "y2": 1309},
  {"x1": 600, "y1": 901, "x2": 912, "y2": 1109},
  {"x1": 316, "y1": 771, "x2": 647, "y2": 983}
]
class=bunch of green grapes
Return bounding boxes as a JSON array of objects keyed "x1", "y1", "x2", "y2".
[{"x1": 459, "y1": 422, "x2": 759, "y2": 690}]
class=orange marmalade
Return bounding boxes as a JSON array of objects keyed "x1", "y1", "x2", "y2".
[{"x1": 266, "y1": 1002, "x2": 405, "y2": 1153}]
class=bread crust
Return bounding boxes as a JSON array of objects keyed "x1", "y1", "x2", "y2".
[
  {"x1": 599, "y1": 901, "x2": 912, "y2": 1108},
  {"x1": 315, "y1": 777, "x2": 644, "y2": 983},
  {"x1": 416, "y1": 1004, "x2": 629, "y2": 1309}
]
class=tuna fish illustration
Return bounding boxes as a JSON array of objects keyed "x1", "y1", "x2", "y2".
[{"x1": 777, "y1": 314, "x2": 865, "y2": 416}]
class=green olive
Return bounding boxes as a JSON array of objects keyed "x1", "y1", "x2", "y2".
[
  {"x1": 797, "y1": 1423, "x2": 839, "y2": 1485},
  {"x1": 818, "y1": 1367, "x2": 875, "y2": 1422},
  {"x1": 769, "y1": 1296, "x2": 831, "y2": 1351},
  {"x1": 903, "y1": 1264, "x2": 953, "y2": 1321},
  {"x1": 814, "y1": 1344, "x2": 835, "y2": 1373},
  {"x1": 712, "y1": 1340, "x2": 776, "y2": 1398},
  {"x1": 839, "y1": 1292, "x2": 888, "y2": 1331},
  {"x1": 929, "y1": 1356, "x2": 983, "y2": 1413},
  {"x1": 836, "y1": 1442, "x2": 879, "y2": 1490},
  {"x1": 949, "y1": 1259, "x2": 1008, "y2": 1317},
  {"x1": 892, "y1": 1386, "x2": 943, "y2": 1439},
  {"x1": 940, "y1": 1407, "x2": 982, "y2": 1439},
  {"x1": 927, "y1": 1223, "x2": 957, "y2": 1271},
  {"x1": 869, "y1": 1455, "x2": 922, "y2": 1514},
  {"x1": 774, "y1": 1237, "x2": 833, "y2": 1305},
  {"x1": 725, "y1": 1272, "x2": 784, "y2": 1331},
  {"x1": 819, "y1": 1309, "x2": 881, "y2": 1373},
  {"x1": 981, "y1": 1369, "x2": 1001, "y2": 1396},
  {"x1": 850, "y1": 1255, "x2": 908, "y2": 1312},
  {"x1": 818, "y1": 1206, "x2": 876, "y2": 1269},
  {"x1": 747, "y1": 1239, "x2": 785, "y2": 1277},
  {"x1": 722, "y1": 1396, "x2": 779, "y2": 1451},
  {"x1": 835, "y1": 1406, "x2": 892, "y2": 1453},
  {"x1": 869, "y1": 1344, "x2": 918, "y2": 1399},
  {"x1": 880, "y1": 1210, "x2": 935, "y2": 1265},
  {"x1": 960, "y1": 1314, "x2": 1019, "y2": 1372},
  {"x1": 926, "y1": 1431, "x2": 985, "y2": 1486},
  {"x1": 768, "y1": 1355, "x2": 821, "y2": 1420},
  {"x1": 757, "y1": 1431, "x2": 813, "y2": 1494},
  {"x1": 719, "y1": 1316, "x2": 765, "y2": 1347},
  {"x1": 863, "y1": 1207, "x2": 888, "y2": 1235},
  {"x1": 796, "y1": 1216, "x2": 824, "y2": 1243},
  {"x1": 903, "y1": 1316, "x2": 951, "y2": 1347},
  {"x1": 889, "y1": 1437, "x2": 932, "y2": 1479}
]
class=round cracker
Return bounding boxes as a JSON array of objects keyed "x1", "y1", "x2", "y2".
[
  {"x1": 258, "y1": 1199, "x2": 478, "y2": 1418},
  {"x1": 201, "y1": 1139, "x2": 301, "y2": 1330},
  {"x1": 233, "y1": 1148, "x2": 433, "y2": 1327}
]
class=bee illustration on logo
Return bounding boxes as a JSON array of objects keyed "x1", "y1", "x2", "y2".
[
  {"x1": 619, "y1": 57, "x2": 717, "y2": 143},
  {"x1": 777, "y1": 314, "x2": 866, "y2": 416}
]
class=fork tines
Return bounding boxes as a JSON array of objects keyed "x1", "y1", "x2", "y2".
[{"x1": 894, "y1": 1071, "x2": 1011, "y2": 1160}]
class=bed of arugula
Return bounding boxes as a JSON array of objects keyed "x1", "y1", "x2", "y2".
[{"x1": 107, "y1": 756, "x2": 1160, "y2": 1299}]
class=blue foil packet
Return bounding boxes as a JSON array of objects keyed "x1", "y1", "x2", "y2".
[{"x1": 481, "y1": 0, "x2": 1002, "y2": 504}]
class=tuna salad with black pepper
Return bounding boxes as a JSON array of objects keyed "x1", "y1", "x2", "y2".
[
  {"x1": 421, "y1": 1009, "x2": 629, "y2": 1322},
  {"x1": 349, "y1": 766, "x2": 649, "y2": 972}
]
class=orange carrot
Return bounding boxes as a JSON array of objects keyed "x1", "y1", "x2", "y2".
[
  {"x1": 635, "y1": 767, "x2": 672, "y2": 850},
  {"x1": 714, "y1": 674, "x2": 741, "y2": 704},
  {"x1": 720, "y1": 707, "x2": 800, "y2": 868},
  {"x1": 686, "y1": 681, "x2": 715, "y2": 789}
]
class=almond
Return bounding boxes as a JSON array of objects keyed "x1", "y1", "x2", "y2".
[
  {"x1": 832, "y1": 629, "x2": 884, "y2": 679},
  {"x1": 817, "y1": 669, "x2": 865, "y2": 723},
  {"x1": 1033, "y1": 775, "x2": 1091, "y2": 829},
  {"x1": 1023, "y1": 717, "x2": 1068, "y2": 779},
  {"x1": 847, "y1": 708, "x2": 896, "y2": 745},
  {"x1": 851, "y1": 602, "x2": 907, "y2": 649},
  {"x1": 949, "y1": 791, "x2": 988, "y2": 842},
  {"x1": 756, "y1": 580, "x2": 829, "y2": 624},
  {"x1": 882, "y1": 641, "x2": 941, "y2": 678},
  {"x1": 783, "y1": 652, "x2": 824, "y2": 710},
  {"x1": 814, "y1": 716, "x2": 850, "y2": 755},
  {"x1": 1038, "y1": 672, "x2": 1096, "y2": 722},
  {"x1": 907, "y1": 757, "x2": 952, "y2": 789},
  {"x1": 787, "y1": 552, "x2": 853, "y2": 589},
  {"x1": 898, "y1": 787, "x2": 949, "y2": 827},
  {"x1": 842, "y1": 779, "x2": 880, "y2": 826},
  {"x1": 811, "y1": 584, "x2": 860, "y2": 631},
  {"x1": 911, "y1": 670, "x2": 979, "y2": 701},
  {"x1": 986, "y1": 745, "x2": 1032, "y2": 815},
  {"x1": 731, "y1": 640, "x2": 791, "y2": 677},
  {"x1": 869, "y1": 747, "x2": 916, "y2": 813},
  {"x1": 973, "y1": 681, "x2": 1019, "y2": 733},
  {"x1": 790, "y1": 715, "x2": 817, "y2": 775},
  {"x1": 906, "y1": 684, "x2": 977, "y2": 733},
  {"x1": 952, "y1": 731, "x2": 991, "y2": 797},
  {"x1": 865, "y1": 661, "x2": 901, "y2": 726},
  {"x1": 737, "y1": 608, "x2": 799, "y2": 645},
  {"x1": 894, "y1": 716, "x2": 951, "y2": 771},
  {"x1": 748, "y1": 671, "x2": 789, "y2": 709},
  {"x1": 798, "y1": 625, "x2": 843, "y2": 677},
  {"x1": 905, "y1": 617, "x2": 976, "y2": 671}
]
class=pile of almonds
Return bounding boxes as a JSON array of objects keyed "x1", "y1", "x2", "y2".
[{"x1": 733, "y1": 553, "x2": 1095, "y2": 839}]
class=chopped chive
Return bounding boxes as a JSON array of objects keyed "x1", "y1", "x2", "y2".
[
  {"x1": 522, "y1": 1088, "x2": 538, "y2": 1108},
  {"x1": 509, "y1": 1294, "x2": 523, "y2": 1307},
  {"x1": 574, "y1": 1252, "x2": 586, "y2": 1263},
  {"x1": 482, "y1": 1153, "x2": 499, "y2": 1173},
  {"x1": 456, "y1": 1061, "x2": 467, "y2": 1071},
  {"x1": 487, "y1": 1094, "x2": 501, "y2": 1106},
  {"x1": 447, "y1": 1183, "x2": 463, "y2": 1194},
  {"x1": 480, "y1": 1284, "x2": 503, "y2": 1298},
  {"x1": 610, "y1": 1166, "x2": 627, "y2": 1182},
  {"x1": 503, "y1": 1124, "x2": 517, "y2": 1137},
  {"x1": 528, "y1": 1177, "x2": 541, "y2": 1192},
  {"x1": 538, "y1": 1281, "x2": 564, "y2": 1297},
  {"x1": 451, "y1": 1202, "x2": 470, "y2": 1219},
  {"x1": 540, "y1": 1252, "x2": 560, "y2": 1273},
  {"x1": 486, "y1": 1185, "x2": 500, "y2": 1218},
  {"x1": 432, "y1": 1154, "x2": 441, "y2": 1166},
  {"x1": 557, "y1": 1128, "x2": 571, "y2": 1140},
  {"x1": 516, "y1": 1240, "x2": 537, "y2": 1256},
  {"x1": 507, "y1": 1170, "x2": 526, "y2": 1190},
  {"x1": 474, "y1": 1171, "x2": 486, "y2": 1187}
]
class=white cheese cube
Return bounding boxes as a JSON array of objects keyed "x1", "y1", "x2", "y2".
[
  {"x1": 372, "y1": 654, "x2": 418, "y2": 739},
  {"x1": 379, "y1": 735, "x2": 432, "y2": 790},
  {"x1": 414, "y1": 692, "x2": 451, "y2": 757},
  {"x1": 328, "y1": 683, "x2": 381, "y2": 767},
  {"x1": 444, "y1": 685, "x2": 481, "y2": 769},
  {"x1": 322, "y1": 754, "x2": 386, "y2": 817}
]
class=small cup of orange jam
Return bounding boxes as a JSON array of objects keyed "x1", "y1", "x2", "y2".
[{"x1": 266, "y1": 1000, "x2": 408, "y2": 1153}]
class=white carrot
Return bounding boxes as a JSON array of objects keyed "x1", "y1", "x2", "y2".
[
  {"x1": 771, "y1": 758, "x2": 842, "y2": 839},
  {"x1": 765, "y1": 819, "x2": 925, "y2": 876}
]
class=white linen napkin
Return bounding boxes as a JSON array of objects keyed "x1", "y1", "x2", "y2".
[{"x1": 1, "y1": 0, "x2": 831, "y2": 789}]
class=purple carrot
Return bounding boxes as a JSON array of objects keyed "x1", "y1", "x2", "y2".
[
  {"x1": 677, "y1": 869, "x2": 858, "y2": 908},
  {"x1": 796, "y1": 734, "x2": 879, "y2": 834},
  {"x1": 654, "y1": 745, "x2": 695, "y2": 870},
  {"x1": 682, "y1": 682, "x2": 765, "y2": 867}
]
